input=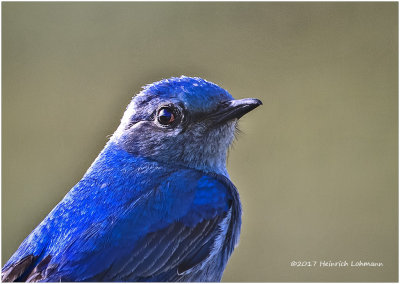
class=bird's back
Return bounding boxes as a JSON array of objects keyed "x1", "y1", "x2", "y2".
[{"x1": 2, "y1": 142, "x2": 241, "y2": 282}]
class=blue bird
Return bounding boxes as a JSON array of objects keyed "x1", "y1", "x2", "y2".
[{"x1": 2, "y1": 76, "x2": 261, "y2": 282}]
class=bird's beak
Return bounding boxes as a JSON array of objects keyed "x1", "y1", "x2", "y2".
[{"x1": 211, "y1": 98, "x2": 262, "y2": 124}]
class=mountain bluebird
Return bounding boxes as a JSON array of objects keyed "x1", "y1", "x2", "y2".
[{"x1": 2, "y1": 76, "x2": 262, "y2": 282}]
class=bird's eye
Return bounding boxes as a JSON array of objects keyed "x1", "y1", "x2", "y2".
[{"x1": 157, "y1": 107, "x2": 175, "y2": 125}]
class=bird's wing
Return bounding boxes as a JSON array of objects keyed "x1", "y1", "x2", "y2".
[
  {"x1": 2, "y1": 255, "x2": 36, "y2": 282},
  {"x1": 2, "y1": 170, "x2": 239, "y2": 282},
  {"x1": 104, "y1": 211, "x2": 227, "y2": 281}
]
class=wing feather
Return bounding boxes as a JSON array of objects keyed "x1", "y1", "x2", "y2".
[{"x1": 3, "y1": 170, "x2": 238, "y2": 282}]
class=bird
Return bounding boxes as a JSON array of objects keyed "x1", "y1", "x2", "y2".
[{"x1": 2, "y1": 76, "x2": 262, "y2": 282}]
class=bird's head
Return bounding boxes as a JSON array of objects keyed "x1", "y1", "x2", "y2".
[{"x1": 112, "y1": 76, "x2": 261, "y2": 176}]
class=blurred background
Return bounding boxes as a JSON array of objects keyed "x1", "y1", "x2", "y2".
[{"x1": 2, "y1": 2, "x2": 398, "y2": 282}]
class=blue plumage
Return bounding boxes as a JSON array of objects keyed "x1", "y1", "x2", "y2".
[{"x1": 2, "y1": 76, "x2": 261, "y2": 282}]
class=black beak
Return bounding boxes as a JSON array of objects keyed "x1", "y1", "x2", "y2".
[{"x1": 211, "y1": 98, "x2": 262, "y2": 124}]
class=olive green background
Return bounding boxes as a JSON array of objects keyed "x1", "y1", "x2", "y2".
[{"x1": 2, "y1": 2, "x2": 398, "y2": 282}]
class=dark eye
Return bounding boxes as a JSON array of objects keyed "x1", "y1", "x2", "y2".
[{"x1": 157, "y1": 107, "x2": 175, "y2": 125}]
